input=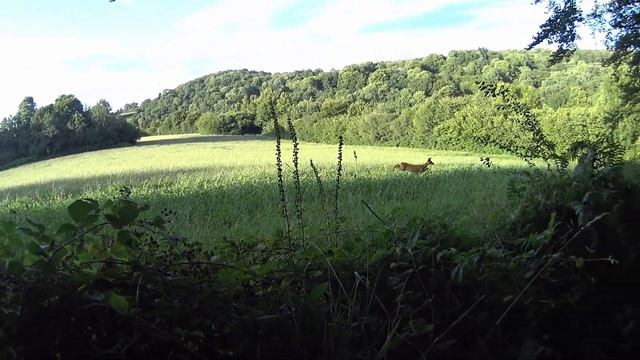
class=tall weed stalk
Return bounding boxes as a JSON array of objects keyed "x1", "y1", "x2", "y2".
[
  {"x1": 310, "y1": 159, "x2": 332, "y2": 244},
  {"x1": 288, "y1": 117, "x2": 305, "y2": 245},
  {"x1": 274, "y1": 117, "x2": 292, "y2": 248},
  {"x1": 334, "y1": 136, "x2": 344, "y2": 240}
]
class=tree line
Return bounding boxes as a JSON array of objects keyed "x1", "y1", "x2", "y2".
[
  {"x1": 0, "y1": 95, "x2": 140, "y2": 169},
  {"x1": 2, "y1": 48, "x2": 637, "y2": 169},
  {"x1": 128, "y1": 49, "x2": 638, "y2": 157}
]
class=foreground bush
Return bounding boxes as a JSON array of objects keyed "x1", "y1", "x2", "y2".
[{"x1": 1, "y1": 155, "x2": 639, "y2": 359}]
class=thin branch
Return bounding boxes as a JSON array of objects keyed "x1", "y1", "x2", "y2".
[
  {"x1": 486, "y1": 212, "x2": 609, "y2": 339},
  {"x1": 423, "y1": 294, "x2": 486, "y2": 359},
  {"x1": 143, "y1": 261, "x2": 257, "y2": 276},
  {"x1": 361, "y1": 200, "x2": 387, "y2": 226},
  {"x1": 51, "y1": 222, "x2": 109, "y2": 258}
]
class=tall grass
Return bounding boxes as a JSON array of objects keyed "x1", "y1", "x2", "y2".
[{"x1": 0, "y1": 134, "x2": 532, "y2": 244}]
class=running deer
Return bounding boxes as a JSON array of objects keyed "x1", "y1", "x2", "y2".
[{"x1": 393, "y1": 158, "x2": 435, "y2": 173}]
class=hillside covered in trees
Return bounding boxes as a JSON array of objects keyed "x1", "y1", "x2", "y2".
[{"x1": 128, "y1": 49, "x2": 638, "y2": 156}]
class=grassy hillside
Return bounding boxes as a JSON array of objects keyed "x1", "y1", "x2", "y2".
[{"x1": 0, "y1": 134, "x2": 529, "y2": 243}]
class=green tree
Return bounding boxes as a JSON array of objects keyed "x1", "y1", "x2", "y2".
[
  {"x1": 15, "y1": 96, "x2": 36, "y2": 123},
  {"x1": 338, "y1": 65, "x2": 367, "y2": 93},
  {"x1": 89, "y1": 99, "x2": 112, "y2": 128},
  {"x1": 530, "y1": 0, "x2": 639, "y2": 102},
  {"x1": 5, "y1": 97, "x2": 36, "y2": 158},
  {"x1": 256, "y1": 87, "x2": 278, "y2": 133},
  {"x1": 196, "y1": 112, "x2": 223, "y2": 134}
]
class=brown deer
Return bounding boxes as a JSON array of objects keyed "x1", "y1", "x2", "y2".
[{"x1": 393, "y1": 158, "x2": 434, "y2": 173}]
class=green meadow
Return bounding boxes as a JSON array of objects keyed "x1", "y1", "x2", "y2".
[{"x1": 0, "y1": 134, "x2": 530, "y2": 243}]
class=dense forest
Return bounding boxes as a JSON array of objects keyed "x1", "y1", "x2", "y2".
[
  {"x1": 128, "y1": 49, "x2": 639, "y2": 157},
  {"x1": 0, "y1": 96, "x2": 140, "y2": 168}
]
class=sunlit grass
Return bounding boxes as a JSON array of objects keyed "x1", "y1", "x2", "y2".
[{"x1": 0, "y1": 134, "x2": 531, "y2": 243}]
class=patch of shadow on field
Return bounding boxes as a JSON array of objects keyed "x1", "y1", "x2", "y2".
[
  {"x1": 0, "y1": 167, "x2": 531, "y2": 242},
  {"x1": 0, "y1": 165, "x2": 248, "y2": 199},
  {"x1": 2, "y1": 166, "x2": 524, "y2": 210},
  {"x1": 137, "y1": 135, "x2": 271, "y2": 147}
]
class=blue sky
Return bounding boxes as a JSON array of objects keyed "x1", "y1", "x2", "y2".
[{"x1": 0, "y1": 0, "x2": 604, "y2": 118}]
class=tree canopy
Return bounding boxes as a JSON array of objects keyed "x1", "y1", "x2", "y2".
[
  {"x1": 126, "y1": 49, "x2": 635, "y2": 157},
  {"x1": 530, "y1": 0, "x2": 640, "y2": 104},
  {"x1": 0, "y1": 96, "x2": 141, "y2": 168}
]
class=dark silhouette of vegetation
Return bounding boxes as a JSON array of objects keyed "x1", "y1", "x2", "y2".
[{"x1": 0, "y1": 96, "x2": 140, "y2": 169}]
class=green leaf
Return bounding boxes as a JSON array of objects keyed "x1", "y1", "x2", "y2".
[
  {"x1": 26, "y1": 219, "x2": 46, "y2": 234},
  {"x1": 150, "y1": 215, "x2": 165, "y2": 228},
  {"x1": 172, "y1": 327, "x2": 188, "y2": 337},
  {"x1": 412, "y1": 319, "x2": 434, "y2": 335},
  {"x1": 17, "y1": 227, "x2": 36, "y2": 237},
  {"x1": 253, "y1": 262, "x2": 274, "y2": 276},
  {"x1": 27, "y1": 241, "x2": 46, "y2": 256},
  {"x1": 343, "y1": 239, "x2": 355, "y2": 253},
  {"x1": 109, "y1": 242, "x2": 131, "y2": 259},
  {"x1": 1, "y1": 220, "x2": 17, "y2": 235},
  {"x1": 371, "y1": 250, "x2": 388, "y2": 263},
  {"x1": 68, "y1": 199, "x2": 100, "y2": 225},
  {"x1": 190, "y1": 330, "x2": 205, "y2": 338},
  {"x1": 1, "y1": 221, "x2": 23, "y2": 247},
  {"x1": 106, "y1": 292, "x2": 129, "y2": 315},
  {"x1": 388, "y1": 333, "x2": 403, "y2": 349},
  {"x1": 51, "y1": 247, "x2": 69, "y2": 265},
  {"x1": 308, "y1": 282, "x2": 328, "y2": 303},
  {"x1": 104, "y1": 214, "x2": 123, "y2": 229},
  {"x1": 6, "y1": 258, "x2": 25, "y2": 274},
  {"x1": 117, "y1": 230, "x2": 137, "y2": 249},
  {"x1": 32, "y1": 259, "x2": 56, "y2": 276},
  {"x1": 103, "y1": 199, "x2": 115, "y2": 211},
  {"x1": 115, "y1": 200, "x2": 140, "y2": 226},
  {"x1": 56, "y1": 223, "x2": 77, "y2": 235}
]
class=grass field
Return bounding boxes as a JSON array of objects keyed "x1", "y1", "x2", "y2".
[{"x1": 0, "y1": 134, "x2": 532, "y2": 243}]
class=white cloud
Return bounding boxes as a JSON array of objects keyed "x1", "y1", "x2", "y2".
[
  {"x1": 0, "y1": 0, "x2": 606, "y2": 118},
  {"x1": 0, "y1": 33, "x2": 191, "y2": 118},
  {"x1": 154, "y1": 0, "x2": 584, "y2": 71}
]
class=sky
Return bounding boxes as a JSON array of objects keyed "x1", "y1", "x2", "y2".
[{"x1": 0, "y1": 0, "x2": 605, "y2": 118}]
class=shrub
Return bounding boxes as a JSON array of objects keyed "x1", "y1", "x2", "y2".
[
  {"x1": 196, "y1": 111, "x2": 225, "y2": 134},
  {"x1": 538, "y1": 106, "x2": 611, "y2": 156}
]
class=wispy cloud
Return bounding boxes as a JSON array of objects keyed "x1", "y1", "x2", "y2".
[
  {"x1": 362, "y1": 1, "x2": 486, "y2": 32},
  {"x1": 271, "y1": 0, "x2": 331, "y2": 29},
  {"x1": 0, "y1": 0, "x2": 605, "y2": 118}
]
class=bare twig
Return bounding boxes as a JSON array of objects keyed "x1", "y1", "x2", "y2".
[
  {"x1": 423, "y1": 294, "x2": 486, "y2": 359},
  {"x1": 361, "y1": 200, "x2": 387, "y2": 226},
  {"x1": 486, "y1": 212, "x2": 609, "y2": 339},
  {"x1": 51, "y1": 222, "x2": 109, "y2": 258}
]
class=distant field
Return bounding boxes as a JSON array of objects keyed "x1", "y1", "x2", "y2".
[{"x1": 0, "y1": 134, "x2": 531, "y2": 243}]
